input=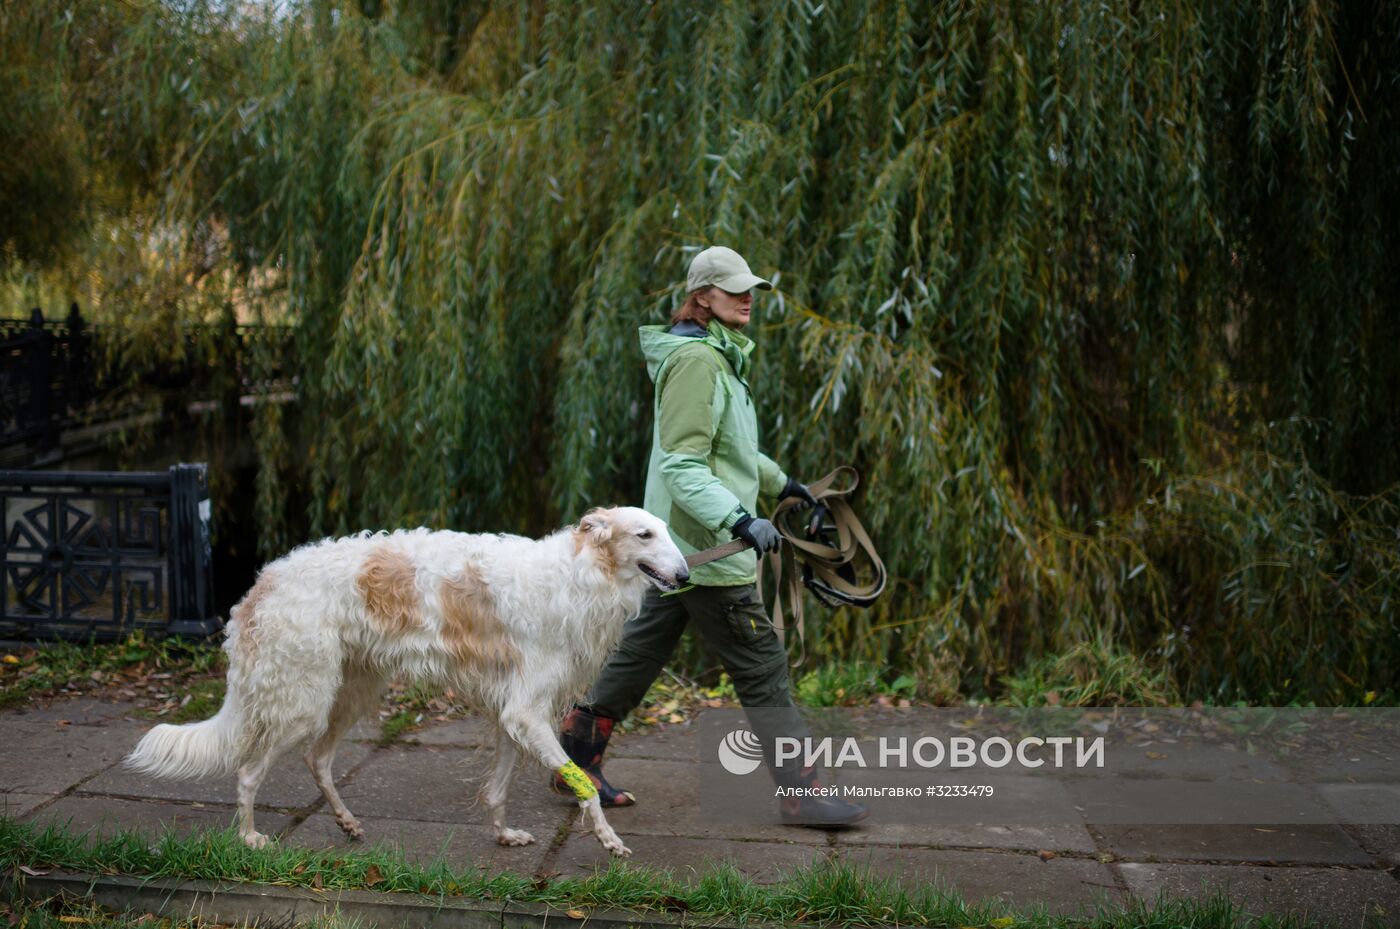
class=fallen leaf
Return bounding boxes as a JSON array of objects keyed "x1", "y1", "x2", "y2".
[
  {"x1": 311, "y1": 873, "x2": 323, "y2": 890},
  {"x1": 364, "y1": 865, "x2": 383, "y2": 888},
  {"x1": 1037, "y1": 849, "x2": 1056, "y2": 861},
  {"x1": 565, "y1": 909, "x2": 587, "y2": 919},
  {"x1": 59, "y1": 917, "x2": 90, "y2": 924},
  {"x1": 19, "y1": 865, "x2": 51, "y2": 876},
  {"x1": 990, "y1": 918, "x2": 1017, "y2": 928},
  {"x1": 2, "y1": 655, "x2": 18, "y2": 665},
  {"x1": 1044, "y1": 691, "x2": 1061, "y2": 706}
]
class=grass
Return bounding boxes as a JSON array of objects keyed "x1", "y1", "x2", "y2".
[
  {"x1": 999, "y1": 642, "x2": 1181, "y2": 708},
  {"x1": 0, "y1": 817, "x2": 1352, "y2": 929}
]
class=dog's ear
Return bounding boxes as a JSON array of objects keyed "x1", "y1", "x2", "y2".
[{"x1": 579, "y1": 508, "x2": 613, "y2": 543}]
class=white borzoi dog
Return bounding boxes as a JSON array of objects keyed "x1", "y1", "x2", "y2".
[{"x1": 125, "y1": 507, "x2": 688, "y2": 858}]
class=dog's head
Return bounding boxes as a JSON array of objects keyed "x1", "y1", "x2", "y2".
[{"x1": 576, "y1": 506, "x2": 689, "y2": 592}]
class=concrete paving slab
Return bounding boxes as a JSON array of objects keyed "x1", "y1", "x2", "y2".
[
  {"x1": 834, "y1": 822, "x2": 1098, "y2": 854},
  {"x1": 1118, "y1": 861, "x2": 1400, "y2": 926},
  {"x1": 829, "y1": 765, "x2": 1084, "y2": 826},
  {"x1": 1095, "y1": 824, "x2": 1372, "y2": 865},
  {"x1": 287, "y1": 812, "x2": 555, "y2": 876},
  {"x1": 1289, "y1": 748, "x2": 1399, "y2": 784},
  {"x1": 82, "y1": 740, "x2": 374, "y2": 808},
  {"x1": 554, "y1": 833, "x2": 826, "y2": 885},
  {"x1": 3, "y1": 719, "x2": 143, "y2": 794},
  {"x1": 1, "y1": 792, "x2": 54, "y2": 817},
  {"x1": 589, "y1": 758, "x2": 827, "y2": 844},
  {"x1": 834, "y1": 845, "x2": 1124, "y2": 916},
  {"x1": 609, "y1": 725, "x2": 698, "y2": 761},
  {"x1": 1343, "y1": 824, "x2": 1400, "y2": 868},
  {"x1": 1086, "y1": 742, "x2": 1290, "y2": 781},
  {"x1": 7, "y1": 698, "x2": 144, "y2": 725},
  {"x1": 1068, "y1": 775, "x2": 1330, "y2": 824},
  {"x1": 1318, "y1": 782, "x2": 1400, "y2": 824},
  {"x1": 25, "y1": 795, "x2": 293, "y2": 841},
  {"x1": 337, "y1": 745, "x2": 562, "y2": 836},
  {"x1": 402, "y1": 716, "x2": 494, "y2": 747}
]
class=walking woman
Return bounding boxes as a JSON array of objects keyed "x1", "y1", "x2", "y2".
[{"x1": 555, "y1": 246, "x2": 867, "y2": 827}]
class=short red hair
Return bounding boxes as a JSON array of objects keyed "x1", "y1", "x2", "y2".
[{"x1": 669, "y1": 287, "x2": 716, "y2": 327}]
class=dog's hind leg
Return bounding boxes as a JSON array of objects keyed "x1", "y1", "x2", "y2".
[
  {"x1": 482, "y1": 729, "x2": 533, "y2": 847},
  {"x1": 501, "y1": 710, "x2": 630, "y2": 857},
  {"x1": 236, "y1": 748, "x2": 279, "y2": 848},
  {"x1": 305, "y1": 665, "x2": 384, "y2": 840}
]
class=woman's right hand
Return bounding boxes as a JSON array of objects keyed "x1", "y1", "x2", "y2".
[{"x1": 731, "y1": 513, "x2": 782, "y2": 553}]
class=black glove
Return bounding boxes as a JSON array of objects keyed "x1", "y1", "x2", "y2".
[
  {"x1": 731, "y1": 511, "x2": 782, "y2": 553},
  {"x1": 779, "y1": 476, "x2": 819, "y2": 509}
]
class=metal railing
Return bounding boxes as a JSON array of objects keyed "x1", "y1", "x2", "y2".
[
  {"x1": 1, "y1": 304, "x2": 296, "y2": 463},
  {"x1": 0, "y1": 464, "x2": 220, "y2": 640},
  {"x1": 0, "y1": 305, "x2": 93, "y2": 455}
]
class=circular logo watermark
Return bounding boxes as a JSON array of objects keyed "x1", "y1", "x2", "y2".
[{"x1": 717, "y1": 728, "x2": 764, "y2": 775}]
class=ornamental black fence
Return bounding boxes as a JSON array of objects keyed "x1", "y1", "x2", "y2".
[
  {"x1": 0, "y1": 305, "x2": 94, "y2": 457},
  {"x1": 0, "y1": 464, "x2": 220, "y2": 640},
  {"x1": 1, "y1": 303, "x2": 296, "y2": 464}
]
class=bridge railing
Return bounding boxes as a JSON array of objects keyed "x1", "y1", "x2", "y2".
[
  {"x1": 0, "y1": 306, "x2": 94, "y2": 456},
  {"x1": 1, "y1": 304, "x2": 295, "y2": 463},
  {"x1": 0, "y1": 464, "x2": 220, "y2": 640}
]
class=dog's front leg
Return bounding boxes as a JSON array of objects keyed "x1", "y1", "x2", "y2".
[
  {"x1": 501, "y1": 711, "x2": 631, "y2": 857},
  {"x1": 482, "y1": 729, "x2": 533, "y2": 847}
]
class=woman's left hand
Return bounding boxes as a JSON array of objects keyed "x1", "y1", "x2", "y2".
[{"x1": 780, "y1": 477, "x2": 819, "y2": 509}]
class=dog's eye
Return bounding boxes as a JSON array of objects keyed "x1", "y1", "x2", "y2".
[{"x1": 637, "y1": 530, "x2": 653, "y2": 540}]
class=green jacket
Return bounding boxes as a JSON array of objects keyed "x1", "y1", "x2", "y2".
[{"x1": 640, "y1": 319, "x2": 787, "y2": 586}]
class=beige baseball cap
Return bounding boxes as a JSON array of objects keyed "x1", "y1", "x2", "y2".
[{"x1": 686, "y1": 246, "x2": 773, "y2": 294}]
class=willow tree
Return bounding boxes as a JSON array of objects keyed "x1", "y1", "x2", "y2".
[{"x1": 4, "y1": 0, "x2": 1396, "y2": 703}]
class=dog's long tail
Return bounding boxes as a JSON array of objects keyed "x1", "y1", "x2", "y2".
[
  {"x1": 125, "y1": 606, "x2": 258, "y2": 780},
  {"x1": 124, "y1": 694, "x2": 242, "y2": 780}
]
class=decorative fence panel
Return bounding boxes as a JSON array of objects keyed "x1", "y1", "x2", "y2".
[
  {"x1": 0, "y1": 464, "x2": 220, "y2": 640},
  {"x1": 0, "y1": 306, "x2": 91, "y2": 456}
]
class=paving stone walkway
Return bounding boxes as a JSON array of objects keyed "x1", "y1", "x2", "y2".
[{"x1": 4, "y1": 697, "x2": 1398, "y2": 926}]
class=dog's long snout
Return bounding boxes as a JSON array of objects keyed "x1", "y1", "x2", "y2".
[{"x1": 676, "y1": 565, "x2": 690, "y2": 585}]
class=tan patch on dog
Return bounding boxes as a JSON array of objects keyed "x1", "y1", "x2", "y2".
[
  {"x1": 574, "y1": 508, "x2": 618, "y2": 579},
  {"x1": 356, "y1": 546, "x2": 421, "y2": 634},
  {"x1": 229, "y1": 568, "x2": 277, "y2": 660},
  {"x1": 439, "y1": 563, "x2": 521, "y2": 672}
]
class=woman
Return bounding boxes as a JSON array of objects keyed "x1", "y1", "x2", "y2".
[{"x1": 555, "y1": 245, "x2": 868, "y2": 828}]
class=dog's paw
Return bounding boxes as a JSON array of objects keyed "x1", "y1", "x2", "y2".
[
  {"x1": 594, "y1": 827, "x2": 631, "y2": 857},
  {"x1": 336, "y1": 816, "x2": 365, "y2": 840},
  {"x1": 496, "y1": 828, "x2": 536, "y2": 847},
  {"x1": 241, "y1": 831, "x2": 271, "y2": 850}
]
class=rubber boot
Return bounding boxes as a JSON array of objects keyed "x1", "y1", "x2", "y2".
[
  {"x1": 552, "y1": 705, "x2": 636, "y2": 807},
  {"x1": 777, "y1": 764, "x2": 869, "y2": 828}
]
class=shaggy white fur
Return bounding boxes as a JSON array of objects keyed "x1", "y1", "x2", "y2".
[{"x1": 124, "y1": 506, "x2": 688, "y2": 858}]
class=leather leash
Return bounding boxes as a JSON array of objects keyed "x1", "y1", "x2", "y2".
[
  {"x1": 681, "y1": 466, "x2": 887, "y2": 661},
  {"x1": 683, "y1": 538, "x2": 749, "y2": 569}
]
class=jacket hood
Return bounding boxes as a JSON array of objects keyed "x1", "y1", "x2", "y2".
[{"x1": 638, "y1": 320, "x2": 755, "y2": 382}]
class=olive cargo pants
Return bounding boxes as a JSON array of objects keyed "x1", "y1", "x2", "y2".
[{"x1": 585, "y1": 583, "x2": 813, "y2": 781}]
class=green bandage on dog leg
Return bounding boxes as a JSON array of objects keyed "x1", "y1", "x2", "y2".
[{"x1": 557, "y1": 761, "x2": 598, "y2": 801}]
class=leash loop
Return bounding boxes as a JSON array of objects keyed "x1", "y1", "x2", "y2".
[
  {"x1": 762, "y1": 466, "x2": 886, "y2": 663},
  {"x1": 678, "y1": 466, "x2": 886, "y2": 661}
]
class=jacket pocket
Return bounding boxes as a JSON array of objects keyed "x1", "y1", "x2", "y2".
[{"x1": 723, "y1": 590, "x2": 771, "y2": 645}]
